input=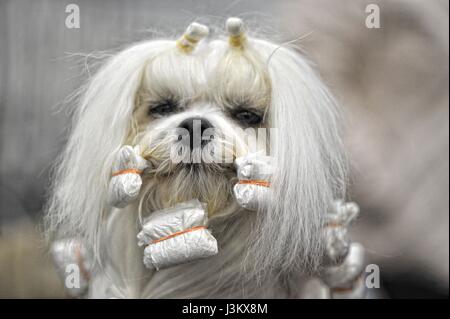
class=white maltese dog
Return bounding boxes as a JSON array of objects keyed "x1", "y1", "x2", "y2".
[{"x1": 46, "y1": 18, "x2": 364, "y2": 299}]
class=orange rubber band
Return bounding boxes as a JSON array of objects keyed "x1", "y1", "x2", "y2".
[
  {"x1": 238, "y1": 180, "x2": 271, "y2": 188},
  {"x1": 111, "y1": 168, "x2": 143, "y2": 177},
  {"x1": 325, "y1": 222, "x2": 343, "y2": 228},
  {"x1": 331, "y1": 276, "x2": 363, "y2": 293},
  {"x1": 74, "y1": 244, "x2": 90, "y2": 281},
  {"x1": 148, "y1": 225, "x2": 207, "y2": 245}
]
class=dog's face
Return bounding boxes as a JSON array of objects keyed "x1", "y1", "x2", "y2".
[{"x1": 129, "y1": 45, "x2": 272, "y2": 213}]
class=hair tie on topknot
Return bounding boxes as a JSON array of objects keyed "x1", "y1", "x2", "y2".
[
  {"x1": 226, "y1": 17, "x2": 246, "y2": 49},
  {"x1": 176, "y1": 22, "x2": 209, "y2": 53}
]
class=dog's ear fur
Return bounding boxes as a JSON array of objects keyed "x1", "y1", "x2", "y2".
[
  {"x1": 244, "y1": 40, "x2": 348, "y2": 277},
  {"x1": 45, "y1": 41, "x2": 173, "y2": 257}
]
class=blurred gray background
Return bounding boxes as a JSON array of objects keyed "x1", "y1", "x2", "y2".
[{"x1": 0, "y1": 0, "x2": 448, "y2": 298}]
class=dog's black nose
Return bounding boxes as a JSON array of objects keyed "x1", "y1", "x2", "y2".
[{"x1": 178, "y1": 117, "x2": 213, "y2": 149}]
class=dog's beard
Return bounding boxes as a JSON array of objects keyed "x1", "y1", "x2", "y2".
[{"x1": 137, "y1": 131, "x2": 238, "y2": 214}]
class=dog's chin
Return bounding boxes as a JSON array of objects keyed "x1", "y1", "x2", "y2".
[{"x1": 142, "y1": 159, "x2": 237, "y2": 214}]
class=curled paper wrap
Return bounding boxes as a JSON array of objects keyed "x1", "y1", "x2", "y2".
[
  {"x1": 50, "y1": 238, "x2": 91, "y2": 297},
  {"x1": 233, "y1": 153, "x2": 274, "y2": 210},
  {"x1": 324, "y1": 200, "x2": 360, "y2": 263},
  {"x1": 302, "y1": 200, "x2": 366, "y2": 299},
  {"x1": 321, "y1": 201, "x2": 366, "y2": 298},
  {"x1": 108, "y1": 145, "x2": 149, "y2": 208},
  {"x1": 137, "y1": 200, "x2": 218, "y2": 270}
]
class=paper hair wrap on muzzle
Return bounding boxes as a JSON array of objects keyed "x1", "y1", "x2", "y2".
[
  {"x1": 137, "y1": 200, "x2": 218, "y2": 270},
  {"x1": 233, "y1": 153, "x2": 274, "y2": 210},
  {"x1": 107, "y1": 145, "x2": 149, "y2": 208}
]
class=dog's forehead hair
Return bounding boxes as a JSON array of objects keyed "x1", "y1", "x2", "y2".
[{"x1": 140, "y1": 46, "x2": 271, "y2": 112}]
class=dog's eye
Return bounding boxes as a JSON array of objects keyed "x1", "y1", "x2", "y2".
[
  {"x1": 148, "y1": 100, "x2": 178, "y2": 116},
  {"x1": 232, "y1": 110, "x2": 262, "y2": 125}
]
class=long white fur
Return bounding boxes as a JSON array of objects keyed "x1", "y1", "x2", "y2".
[{"x1": 45, "y1": 19, "x2": 347, "y2": 298}]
